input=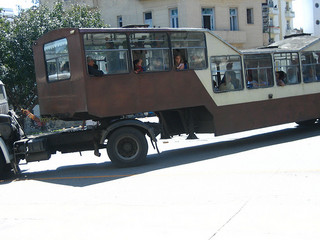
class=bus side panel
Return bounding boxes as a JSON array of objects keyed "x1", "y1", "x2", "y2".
[
  {"x1": 212, "y1": 93, "x2": 320, "y2": 136},
  {"x1": 85, "y1": 70, "x2": 214, "y2": 118},
  {"x1": 34, "y1": 29, "x2": 88, "y2": 119}
]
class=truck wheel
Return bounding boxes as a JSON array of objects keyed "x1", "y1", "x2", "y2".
[
  {"x1": 0, "y1": 151, "x2": 11, "y2": 180},
  {"x1": 107, "y1": 127, "x2": 148, "y2": 167}
]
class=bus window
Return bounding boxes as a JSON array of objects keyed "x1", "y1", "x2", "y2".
[
  {"x1": 301, "y1": 51, "x2": 320, "y2": 83},
  {"x1": 130, "y1": 32, "x2": 170, "y2": 72},
  {"x1": 244, "y1": 54, "x2": 274, "y2": 89},
  {"x1": 44, "y1": 38, "x2": 70, "y2": 82},
  {"x1": 171, "y1": 32, "x2": 207, "y2": 70},
  {"x1": 83, "y1": 33, "x2": 129, "y2": 75},
  {"x1": 274, "y1": 52, "x2": 300, "y2": 85},
  {"x1": 210, "y1": 55, "x2": 243, "y2": 92}
]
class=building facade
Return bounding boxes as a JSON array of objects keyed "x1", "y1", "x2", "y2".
[
  {"x1": 40, "y1": 0, "x2": 268, "y2": 49},
  {"x1": 265, "y1": 0, "x2": 296, "y2": 42}
]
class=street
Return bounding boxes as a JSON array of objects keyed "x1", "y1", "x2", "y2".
[{"x1": 1, "y1": 122, "x2": 320, "y2": 240}]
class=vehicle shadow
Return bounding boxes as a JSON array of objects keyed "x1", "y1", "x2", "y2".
[{"x1": 3, "y1": 124, "x2": 320, "y2": 187}]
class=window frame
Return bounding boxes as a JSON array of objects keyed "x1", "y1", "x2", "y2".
[
  {"x1": 246, "y1": 8, "x2": 254, "y2": 24},
  {"x1": 171, "y1": 31, "x2": 208, "y2": 71},
  {"x1": 244, "y1": 54, "x2": 274, "y2": 89},
  {"x1": 144, "y1": 12, "x2": 153, "y2": 28},
  {"x1": 230, "y1": 8, "x2": 239, "y2": 31},
  {"x1": 170, "y1": 8, "x2": 179, "y2": 28},
  {"x1": 273, "y1": 52, "x2": 300, "y2": 85},
  {"x1": 44, "y1": 38, "x2": 71, "y2": 82},
  {"x1": 130, "y1": 32, "x2": 171, "y2": 73},
  {"x1": 301, "y1": 51, "x2": 320, "y2": 83},
  {"x1": 202, "y1": 8, "x2": 215, "y2": 30},
  {"x1": 83, "y1": 32, "x2": 130, "y2": 76},
  {"x1": 210, "y1": 55, "x2": 244, "y2": 93}
]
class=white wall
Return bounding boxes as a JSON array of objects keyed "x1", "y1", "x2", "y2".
[{"x1": 293, "y1": 0, "x2": 314, "y2": 34}]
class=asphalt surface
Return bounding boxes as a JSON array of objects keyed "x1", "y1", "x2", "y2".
[{"x1": 1, "y1": 123, "x2": 320, "y2": 240}]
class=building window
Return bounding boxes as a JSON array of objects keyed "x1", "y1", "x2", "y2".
[
  {"x1": 202, "y1": 8, "x2": 215, "y2": 30},
  {"x1": 230, "y1": 8, "x2": 239, "y2": 31},
  {"x1": 144, "y1": 12, "x2": 152, "y2": 28},
  {"x1": 247, "y1": 8, "x2": 254, "y2": 24},
  {"x1": 170, "y1": 8, "x2": 179, "y2": 28},
  {"x1": 117, "y1": 16, "x2": 123, "y2": 28},
  {"x1": 286, "y1": 20, "x2": 291, "y2": 30}
]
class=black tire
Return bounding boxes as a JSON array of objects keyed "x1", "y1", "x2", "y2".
[
  {"x1": 107, "y1": 127, "x2": 148, "y2": 167},
  {"x1": 0, "y1": 151, "x2": 12, "y2": 180}
]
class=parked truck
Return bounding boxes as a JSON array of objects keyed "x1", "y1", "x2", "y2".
[{"x1": 2, "y1": 27, "x2": 320, "y2": 180}]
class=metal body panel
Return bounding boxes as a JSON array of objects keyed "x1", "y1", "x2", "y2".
[{"x1": 33, "y1": 28, "x2": 320, "y2": 137}]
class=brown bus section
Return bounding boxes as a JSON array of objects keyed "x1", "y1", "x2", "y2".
[
  {"x1": 2, "y1": 28, "x2": 320, "y2": 179},
  {"x1": 33, "y1": 27, "x2": 216, "y2": 138},
  {"x1": 33, "y1": 28, "x2": 211, "y2": 119},
  {"x1": 33, "y1": 28, "x2": 320, "y2": 139}
]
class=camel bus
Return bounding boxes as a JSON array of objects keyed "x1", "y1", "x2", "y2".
[{"x1": 1, "y1": 27, "x2": 320, "y2": 179}]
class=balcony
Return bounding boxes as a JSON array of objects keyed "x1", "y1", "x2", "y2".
[
  {"x1": 269, "y1": 7, "x2": 279, "y2": 15},
  {"x1": 285, "y1": 10, "x2": 295, "y2": 18},
  {"x1": 269, "y1": 26, "x2": 280, "y2": 34},
  {"x1": 213, "y1": 30, "x2": 247, "y2": 44}
]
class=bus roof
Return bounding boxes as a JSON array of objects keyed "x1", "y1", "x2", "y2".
[{"x1": 242, "y1": 35, "x2": 320, "y2": 54}]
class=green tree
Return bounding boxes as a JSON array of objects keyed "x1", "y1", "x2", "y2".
[{"x1": 0, "y1": 2, "x2": 107, "y2": 110}]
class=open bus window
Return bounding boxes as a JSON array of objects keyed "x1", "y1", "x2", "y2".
[
  {"x1": 171, "y1": 32, "x2": 207, "y2": 70},
  {"x1": 301, "y1": 51, "x2": 320, "y2": 83},
  {"x1": 83, "y1": 33, "x2": 129, "y2": 75},
  {"x1": 210, "y1": 55, "x2": 243, "y2": 92},
  {"x1": 274, "y1": 52, "x2": 300, "y2": 85},
  {"x1": 244, "y1": 54, "x2": 274, "y2": 89},
  {"x1": 130, "y1": 32, "x2": 170, "y2": 72},
  {"x1": 44, "y1": 38, "x2": 70, "y2": 82}
]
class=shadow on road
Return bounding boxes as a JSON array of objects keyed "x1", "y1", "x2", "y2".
[{"x1": 3, "y1": 124, "x2": 320, "y2": 187}]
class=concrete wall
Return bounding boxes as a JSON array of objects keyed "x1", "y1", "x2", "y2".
[{"x1": 40, "y1": 0, "x2": 266, "y2": 48}]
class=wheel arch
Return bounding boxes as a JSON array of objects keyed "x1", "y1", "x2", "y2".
[{"x1": 100, "y1": 119, "x2": 157, "y2": 144}]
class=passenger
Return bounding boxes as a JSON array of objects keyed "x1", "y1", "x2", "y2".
[
  {"x1": 87, "y1": 56, "x2": 104, "y2": 76},
  {"x1": 191, "y1": 55, "x2": 205, "y2": 69},
  {"x1": 303, "y1": 66, "x2": 315, "y2": 82},
  {"x1": 246, "y1": 72, "x2": 258, "y2": 88},
  {"x1": 133, "y1": 59, "x2": 144, "y2": 73},
  {"x1": 219, "y1": 71, "x2": 235, "y2": 91},
  {"x1": 287, "y1": 68, "x2": 298, "y2": 84},
  {"x1": 174, "y1": 55, "x2": 186, "y2": 70},
  {"x1": 61, "y1": 61, "x2": 69, "y2": 73},
  {"x1": 275, "y1": 71, "x2": 286, "y2": 86},
  {"x1": 230, "y1": 71, "x2": 241, "y2": 89},
  {"x1": 151, "y1": 57, "x2": 163, "y2": 71}
]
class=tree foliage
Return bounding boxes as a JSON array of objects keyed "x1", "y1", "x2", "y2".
[{"x1": 0, "y1": 2, "x2": 107, "y2": 110}]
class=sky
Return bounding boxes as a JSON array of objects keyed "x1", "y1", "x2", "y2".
[{"x1": 0, "y1": 0, "x2": 35, "y2": 13}]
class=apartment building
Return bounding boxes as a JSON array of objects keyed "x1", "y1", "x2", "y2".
[
  {"x1": 40, "y1": 0, "x2": 267, "y2": 49},
  {"x1": 265, "y1": 0, "x2": 295, "y2": 42}
]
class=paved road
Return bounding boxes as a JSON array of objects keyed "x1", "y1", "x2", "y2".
[{"x1": 1, "y1": 123, "x2": 320, "y2": 240}]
